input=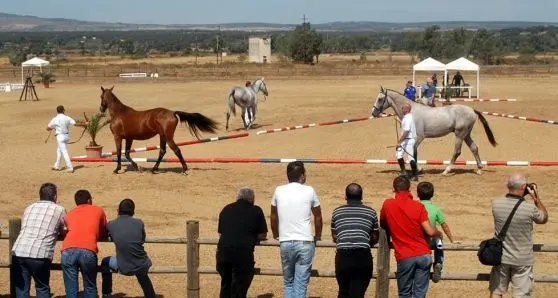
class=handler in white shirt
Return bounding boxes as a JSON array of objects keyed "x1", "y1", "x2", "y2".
[
  {"x1": 46, "y1": 105, "x2": 87, "y2": 173},
  {"x1": 396, "y1": 103, "x2": 419, "y2": 181},
  {"x1": 271, "y1": 161, "x2": 323, "y2": 298}
]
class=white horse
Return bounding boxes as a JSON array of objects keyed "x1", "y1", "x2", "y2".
[
  {"x1": 225, "y1": 78, "x2": 269, "y2": 130},
  {"x1": 371, "y1": 87, "x2": 497, "y2": 175}
]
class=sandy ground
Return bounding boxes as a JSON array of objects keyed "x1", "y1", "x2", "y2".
[{"x1": 0, "y1": 75, "x2": 557, "y2": 297}]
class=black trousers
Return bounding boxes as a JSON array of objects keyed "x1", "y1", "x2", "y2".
[
  {"x1": 216, "y1": 247, "x2": 255, "y2": 298},
  {"x1": 335, "y1": 249, "x2": 373, "y2": 298}
]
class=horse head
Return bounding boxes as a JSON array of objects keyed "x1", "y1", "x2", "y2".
[
  {"x1": 255, "y1": 77, "x2": 269, "y2": 96},
  {"x1": 100, "y1": 85, "x2": 115, "y2": 113},
  {"x1": 371, "y1": 87, "x2": 391, "y2": 117}
]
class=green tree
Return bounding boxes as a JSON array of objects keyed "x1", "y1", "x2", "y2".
[
  {"x1": 469, "y1": 29, "x2": 500, "y2": 64},
  {"x1": 288, "y1": 22, "x2": 323, "y2": 64}
]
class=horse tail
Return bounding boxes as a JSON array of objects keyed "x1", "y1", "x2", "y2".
[
  {"x1": 174, "y1": 111, "x2": 219, "y2": 140},
  {"x1": 227, "y1": 90, "x2": 236, "y2": 116},
  {"x1": 474, "y1": 110, "x2": 498, "y2": 147}
]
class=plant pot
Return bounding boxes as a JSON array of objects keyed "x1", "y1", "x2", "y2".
[
  {"x1": 43, "y1": 81, "x2": 50, "y2": 88},
  {"x1": 85, "y1": 145, "x2": 103, "y2": 158}
]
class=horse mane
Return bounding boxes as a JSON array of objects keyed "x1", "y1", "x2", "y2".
[
  {"x1": 385, "y1": 88, "x2": 405, "y2": 97},
  {"x1": 104, "y1": 89, "x2": 133, "y2": 111}
]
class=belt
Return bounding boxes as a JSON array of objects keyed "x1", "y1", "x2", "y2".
[
  {"x1": 280, "y1": 240, "x2": 314, "y2": 244},
  {"x1": 55, "y1": 133, "x2": 68, "y2": 136}
]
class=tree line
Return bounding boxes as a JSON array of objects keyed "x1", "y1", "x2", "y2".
[{"x1": 1, "y1": 23, "x2": 557, "y2": 66}]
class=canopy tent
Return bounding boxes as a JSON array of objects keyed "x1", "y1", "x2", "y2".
[
  {"x1": 21, "y1": 57, "x2": 50, "y2": 84},
  {"x1": 445, "y1": 57, "x2": 480, "y2": 98},
  {"x1": 412, "y1": 57, "x2": 446, "y2": 86}
]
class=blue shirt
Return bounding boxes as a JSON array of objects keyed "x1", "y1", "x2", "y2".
[
  {"x1": 422, "y1": 84, "x2": 436, "y2": 99},
  {"x1": 403, "y1": 86, "x2": 416, "y2": 101}
]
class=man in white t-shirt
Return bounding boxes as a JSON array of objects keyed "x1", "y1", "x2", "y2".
[
  {"x1": 46, "y1": 105, "x2": 87, "y2": 173},
  {"x1": 271, "y1": 161, "x2": 323, "y2": 298},
  {"x1": 396, "y1": 103, "x2": 419, "y2": 181}
]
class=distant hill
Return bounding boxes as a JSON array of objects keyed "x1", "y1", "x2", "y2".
[{"x1": 1, "y1": 12, "x2": 557, "y2": 32}]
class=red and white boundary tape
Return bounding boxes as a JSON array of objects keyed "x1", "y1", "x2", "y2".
[
  {"x1": 256, "y1": 114, "x2": 394, "y2": 135},
  {"x1": 70, "y1": 157, "x2": 558, "y2": 166},
  {"x1": 436, "y1": 98, "x2": 517, "y2": 102},
  {"x1": 72, "y1": 132, "x2": 250, "y2": 158},
  {"x1": 482, "y1": 112, "x2": 557, "y2": 125}
]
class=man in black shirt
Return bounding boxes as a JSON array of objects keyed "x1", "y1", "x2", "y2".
[
  {"x1": 101, "y1": 199, "x2": 155, "y2": 298},
  {"x1": 217, "y1": 187, "x2": 268, "y2": 298}
]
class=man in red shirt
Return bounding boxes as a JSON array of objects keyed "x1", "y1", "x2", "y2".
[
  {"x1": 380, "y1": 177, "x2": 442, "y2": 298},
  {"x1": 61, "y1": 189, "x2": 107, "y2": 298}
]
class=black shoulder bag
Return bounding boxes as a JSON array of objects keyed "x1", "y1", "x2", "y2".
[{"x1": 477, "y1": 198, "x2": 524, "y2": 266}]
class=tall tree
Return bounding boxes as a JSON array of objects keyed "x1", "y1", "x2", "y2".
[{"x1": 288, "y1": 22, "x2": 323, "y2": 64}]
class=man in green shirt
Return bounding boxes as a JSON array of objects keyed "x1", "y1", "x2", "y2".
[{"x1": 417, "y1": 182, "x2": 456, "y2": 283}]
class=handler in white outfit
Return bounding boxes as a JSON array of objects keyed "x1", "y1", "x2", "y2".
[
  {"x1": 396, "y1": 103, "x2": 419, "y2": 181},
  {"x1": 46, "y1": 105, "x2": 86, "y2": 173}
]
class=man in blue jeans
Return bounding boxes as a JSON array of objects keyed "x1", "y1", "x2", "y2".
[
  {"x1": 380, "y1": 176, "x2": 442, "y2": 298},
  {"x1": 101, "y1": 199, "x2": 156, "y2": 298},
  {"x1": 271, "y1": 161, "x2": 323, "y2": 298}
]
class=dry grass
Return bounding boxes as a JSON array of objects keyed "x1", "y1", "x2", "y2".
[{"x1": 0, "y1": 75, "x2": 557, "y2": 297}]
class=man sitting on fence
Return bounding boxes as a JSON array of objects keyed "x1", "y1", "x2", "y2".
[
  {"x1": 216, "y1": 187, "x2": 268, "y2": 298},
  {"x1": 380, "y1": 176, "x2": 442, "y2": 298},
  {"x1": 101, "y1": 199, "x2": 156, "y2": 298},
  {"x1": 331, "y1": 183, "x2": 379, "y2": 298},
  {"x1": 11, "y1": 182, "x2": 67, "y2": 298},
  {"x1": 489, "y1": 174, "x2": 548, "y2": 298}
]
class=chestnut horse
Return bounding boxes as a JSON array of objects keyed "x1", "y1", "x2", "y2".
[{"x1": 99, "y1": 86, "x2": 219, "y2": 175}]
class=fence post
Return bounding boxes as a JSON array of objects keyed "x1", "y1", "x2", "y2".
[
  {"x1": 187, "y1": 221, "x2": 200, "y2": 298},
  {"x1": 375, "y1": 228, "x2": 390, "y2": 298},
  {"x1": 9, "y1": 218, "x2": 22, "y2": 298}
]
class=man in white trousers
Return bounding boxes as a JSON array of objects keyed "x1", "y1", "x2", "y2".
[
  {"x1": 47, "y1": 105, "x2": 87, "y2": 173},
  {"x1": 396, "y1": 103, "x2": 419, "y2": 181}
]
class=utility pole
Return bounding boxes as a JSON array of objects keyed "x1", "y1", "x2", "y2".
[{"x1": 216, "y1": 25, "x2": 221, "y2": 64}]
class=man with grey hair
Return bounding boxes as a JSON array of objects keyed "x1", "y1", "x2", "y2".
[
  {"x1": 217, "y1": 186, "x2": 268, "y2": 298},
  {"x1": 489, "y1": 173, "x2": 548, "y2": 298}
]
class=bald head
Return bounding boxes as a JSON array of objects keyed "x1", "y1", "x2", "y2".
[
  {"x1": 345, "y1": 183, "x2": 363, "y2": 201},
  {"x1": 237, "y1": 187, "x2": 255, "y2": 203},
  {"x1": 402, "y1": 103, "x2": 411, "y2": 114},
  {"x1": 507, "y1": 173, "x2": 527, "y2": 193}
]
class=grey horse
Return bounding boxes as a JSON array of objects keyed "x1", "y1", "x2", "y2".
[
  {"x1": 225, "y1": 77, "x2": 269, "y2": 130},
  {"x1": 371, "y1": 87, "x2": 497, "y2": 175}
]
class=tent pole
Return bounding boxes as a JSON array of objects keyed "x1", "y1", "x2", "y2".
[{"x1": 477, "y1": 70, "x2": 480, "y2": 99}]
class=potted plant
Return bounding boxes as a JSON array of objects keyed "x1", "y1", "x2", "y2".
[
  {"x1": 84, "y1": 112, "x2": 111, "y2": 158},
  {"x1": 39, "y1": 72, "x2": 56, "y2": 88}
]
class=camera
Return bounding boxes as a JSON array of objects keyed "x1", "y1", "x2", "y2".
[{"x1": 523, "y1": 183, "x2": 537, "y2": 197}]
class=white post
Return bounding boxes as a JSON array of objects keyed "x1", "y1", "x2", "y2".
[{"x1": 476, "y1": 70, "x2": 480, "y2": 99}]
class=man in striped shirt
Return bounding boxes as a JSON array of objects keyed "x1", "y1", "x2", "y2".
[
  {"x1": 11, "y1": 182, "x2": 67, "y2": 298},
  {"x1": 489, "y1": 173, "x2": 548, "y2": 298},
  {"x1": 331, "y1": 183, "x2": 379, "y2": 298}
]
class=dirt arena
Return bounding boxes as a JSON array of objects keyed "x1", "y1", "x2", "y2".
[{"x1": 0, "y1": 74, "x2": 557, "y2": 297}]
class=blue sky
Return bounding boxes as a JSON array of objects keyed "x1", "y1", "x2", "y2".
[{"x1": 3, "y1": 0, "x2": 557, "y2": 24}]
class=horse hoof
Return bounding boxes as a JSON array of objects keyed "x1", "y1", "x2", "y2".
[
  {"x1": 441, "y1": 171, "x2": 450, "y2": 176},
  {"x1": 113, "y1": 169, "x2": 120, "y2": 174},
  {"x1": 476, "y1": 169, "x2": 483, "y2": 175}
]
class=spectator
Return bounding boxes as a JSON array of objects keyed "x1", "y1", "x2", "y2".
[
  {"x1": 417, "y1": 182, "x2": 456, "y2": 283},
  {"x1": 380, "y1": 176, "x2": 442, "y2": 298},
  {"x1": 61, "y1": 189, "x2": 107, "y2": 298},
  {"x1": 489, "y1": 173, "x2": 548, "y2": 298},
  {"x1": 101, "y1": 199, "x2": 156, "y2": 298},
  {"x1": 432, "y1": 73, "x2": 438, "y2": 87},
  {"x1": 420, "y1": 78, "x2": 436, "y2": 107},
  {"x1": 403, "y1": 81, "x2": 416, "y2": 101},
  {"x1": 451, "y1": 71, "x2": 465, "y2": 97},
  {"x1": 271, "y1": 161, "x2": 323, "y2": 298},
  {"x1": 11, "y1": 182, "x2": 66, "y2": 298},
  {"x1": 216, "y1": 187, "x2": 268, "y2": 298},
  {"x1": 331, "y1": 183, "x2": 379, "y2": 298}
]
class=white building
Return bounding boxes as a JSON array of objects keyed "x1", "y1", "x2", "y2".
[{"x1": 248, "y1": 37, "x2": 271, "y2": 63}]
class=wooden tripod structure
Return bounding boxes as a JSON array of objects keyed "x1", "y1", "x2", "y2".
[{"x1": 19, "y1": 76, "x2": 39, "y2": 101}]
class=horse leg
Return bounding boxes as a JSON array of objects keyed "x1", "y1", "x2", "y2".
[
  {"x1": 414, "y1": 136, "x2": 425, "y2": 173},
  {"x1": 151, "y1": 136, "x2": 167, "y2": 173},
  {"x1": 442, "y1": 136, "x2": 464, "y2": 176},
  {"x1": 465, "y1": 134, "x2": 483, "y2": 175},
  {"x1": 241, "y1": 107, "x2": 248, "y2": 130},
  {"x1": 113, "y1": 137, "x2": 123, "y2": 174},
  {"x1": 225, "y1": 112, "x2": 231, "y2": 131},
  {"x1": 124, "y1": 138, "x2": 140, "y2": 172},
  {"x1": 168, "y1": 138, "x2": 188, "y2": 175}
]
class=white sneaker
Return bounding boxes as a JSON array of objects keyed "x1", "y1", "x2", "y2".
[
  {"x1": 51, "y1": 167, "x2": 61, "y2": 171},
  {"x1": 65, "y1": 168, "x2": 74, "y2": 173}
]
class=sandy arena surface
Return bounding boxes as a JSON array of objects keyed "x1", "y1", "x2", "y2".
[{"x1": 0, "y1": 75, "x2": 557, "y2": 297}]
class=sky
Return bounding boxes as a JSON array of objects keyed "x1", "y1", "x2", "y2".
[{"x1": 3, "y1": 0, "x2": 558, "y2": 24}]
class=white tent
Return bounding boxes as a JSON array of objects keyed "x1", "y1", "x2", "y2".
[
  {"x1": 412, "y1": 57, "x2": 446, "y2": 86},
  {"x1": 21, "y1": 57, "x2": 50, "y2": 84},
  {"x1": 445, "y1": 57, "x2": 480, "y2": 98}
]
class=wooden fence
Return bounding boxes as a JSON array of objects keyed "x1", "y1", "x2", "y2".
[{"x1": 1, "y1": 218, "x2": 558, "y2": 297}]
